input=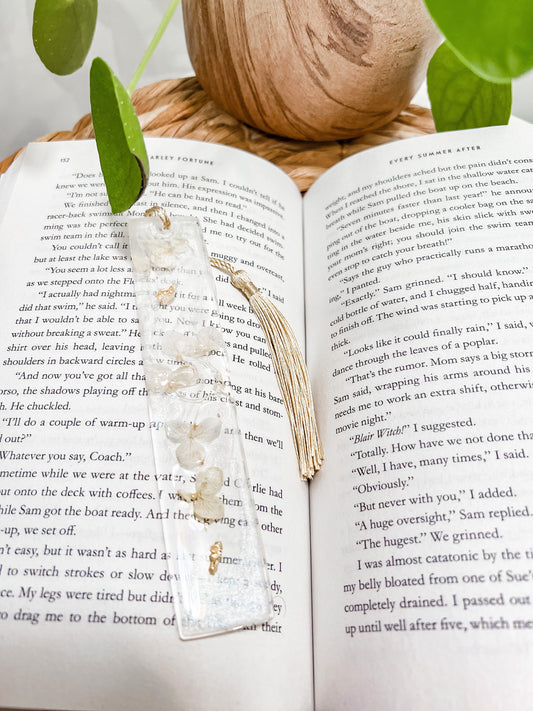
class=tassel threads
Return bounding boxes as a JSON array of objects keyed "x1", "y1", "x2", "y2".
[{"x1": 209, "y1": 258, "x2": 323, "y2": 481}]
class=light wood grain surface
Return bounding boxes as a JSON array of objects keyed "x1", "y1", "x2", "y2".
[{"x1": 182, "y1": 0, "x2": 440, "y2": 140}]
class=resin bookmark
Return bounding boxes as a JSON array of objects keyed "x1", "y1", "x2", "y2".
[{"x1": 128, "y1": 210, "x2": 272, "y2": 639}]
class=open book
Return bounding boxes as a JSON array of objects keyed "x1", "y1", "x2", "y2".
[{"x1": 1, "y1": 122, "x2": 532, "y2": 710}]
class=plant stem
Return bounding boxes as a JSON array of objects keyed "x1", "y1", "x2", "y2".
[{"x1": 127, "y1": 0, "x2": 181, "y2": 95}]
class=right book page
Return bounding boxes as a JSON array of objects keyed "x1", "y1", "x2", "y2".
[{"x1": 303, "y1": 124, "x2": 533, "y2": 710}]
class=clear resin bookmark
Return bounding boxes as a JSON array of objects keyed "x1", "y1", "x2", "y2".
[{"x1": 128, "y1": 209, "x2": 272, "y2": 639}]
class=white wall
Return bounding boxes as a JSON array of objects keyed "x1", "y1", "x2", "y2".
[
  {"x1": 1, "y1": 1, "x2": 532, "y2": 162},
  {"x1": 0, "y1": 0, "x2": 193, "y2": 161}
]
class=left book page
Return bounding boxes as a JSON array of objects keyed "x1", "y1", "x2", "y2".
[{"x1": 0, "y1": 139, "x2": 312, "y2": 711}]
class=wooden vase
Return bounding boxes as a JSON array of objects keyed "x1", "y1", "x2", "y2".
[{"x1": 182, "y1": 0, "x2": 440, "y2": 141}]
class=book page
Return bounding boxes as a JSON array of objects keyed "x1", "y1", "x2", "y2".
[
  {"x1": 0, "y1": 138, "x2": 313, "y2": 710},
  {"x1": 304, "y1": 125, "x2": 533, "y2": 711}
]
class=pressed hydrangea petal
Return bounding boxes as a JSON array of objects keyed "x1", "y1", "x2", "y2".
[
  {"x1": 130, "y1": 248, "x2": 151, "y2": 272},
  {"x1": 193, "y1": 416, "x2": 222, "y2": 443},
  {"x1": 165, "y1": 419, "x2": 191, "y2": 442},
  {"x1": 166, "y1": 364, "x2": 197, "y2": 391},
  {"x1": 196, "y1": 466, "x2": 224, "y2": 496},
  {"x1": 161, "y1": 331, "x2": 203, "y2": 360},
  {"x1": 149, "y1": 242, "x2": 176, "y2": 270},
  {"x1": 197, "y1": 326, "x2": 225, "y2": 353},
  {"x1": 176, "y1": 440, "x2": 206, "y2": 469},
  {"x1": 144, "y1": 362, "x2": 171, "y2": 393},
  {"x1": 193, "y1": 497, "x2": 224, "y2": 523}
]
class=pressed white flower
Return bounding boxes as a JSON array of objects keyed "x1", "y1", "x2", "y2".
[
  {"x1": 149, "y1": 242, "x2": 176, "y2": 270},
  {"x1": 144, "y1": 362, "x2": 169, "y2": 393},
  {"x1": 177, "y1": 466, "x2": 224, "y2": 523},
  {"x1": 196, "y1": 326, "x2": 225, "y2": 354},
  {"x1": 166, "y1": 365, "x2": 198, "y2": 392},
  {"x1": 148, "y1": 237, "x2": 189, "y2": 270},
  {"x1": 166, "y1": 416, "x2": 222, "y2": 469},
  {"x1": 161, "y1": 331, "x2": 199, "y2": 361},
  {"x1": 162, "y1": 327, "x2": 225, "y2": 362},
  {"x1": 130, "y1": 247, "x2": 151, "y2": 272},
  {"x1": 174, "y1": 439, "x2": 205, "y2": 469},
  {"x1": 143, "y1": 362, "x2": 197, "y2": 393},
  {"x1": 170, "y1": 236, "x2": 190, "y2": 255}
]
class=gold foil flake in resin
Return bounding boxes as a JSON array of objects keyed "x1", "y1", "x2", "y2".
[
  {"x1": 156, "y1": 283, "x2": 177, "y2": 306},
  {"x1": 209, "y1": 541, "x2": 223, "y2": 575}
]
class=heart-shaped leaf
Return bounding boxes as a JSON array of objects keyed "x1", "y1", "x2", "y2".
[
  {"x1": 90, "y1": 57, "x2": 149, "y2": 214},
  {"x1": 428, "y1": 42, "x2": 512, "y2": 132},
  {"x1": 33, "y1": 0, "x2": 98, "y2": 75},
  {"x1": 424, "y1": 0, "x2": 533, "y2": 82}
]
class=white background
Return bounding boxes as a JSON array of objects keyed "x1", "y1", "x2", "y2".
[{"x1": 1, "y1": 0, "x2": 532, "y2": 162}]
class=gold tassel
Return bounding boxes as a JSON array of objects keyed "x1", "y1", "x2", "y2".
[{"x1": 209, "y1": 258, "x2": 324, "y2": 480}]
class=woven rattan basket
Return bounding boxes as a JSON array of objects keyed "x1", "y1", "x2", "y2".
[{"x1": 0, "y1": 77, "x2": 434, "y2": 193}]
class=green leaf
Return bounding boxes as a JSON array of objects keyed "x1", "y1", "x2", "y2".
[
  {"x1": 90, "y1": 57, "x2": 149, "y2": 214},
  {"x1": 33, "y1": 0, "x2": 98, "y2": 75},
  {"x1": 427, "y1": 42, "x2": 512, "y2": 132},
  {"x1": 424, "y1": 0, "x2": 533, "y2": 82}
]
